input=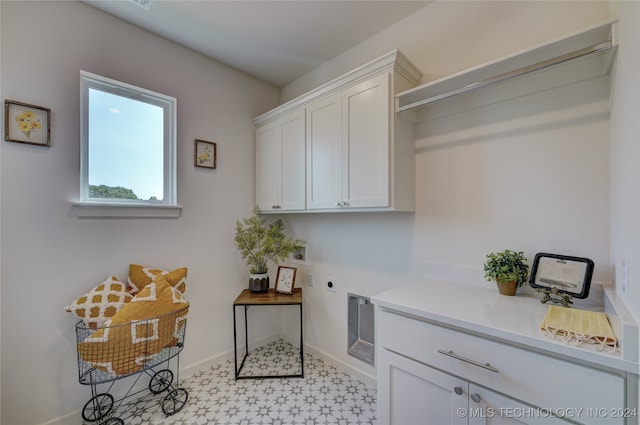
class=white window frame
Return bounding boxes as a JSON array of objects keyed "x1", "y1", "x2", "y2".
[{"x1": 74, "y1": 71, "x2": 180, "y2": 218}]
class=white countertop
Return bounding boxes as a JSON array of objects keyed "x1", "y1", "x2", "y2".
[{"x1": 371, "y1": 279, "x2": 639, "y2": 374}]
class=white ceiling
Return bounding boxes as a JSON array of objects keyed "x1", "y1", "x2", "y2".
[{"x1": 83, "y1": 0, "x2": 430, "y2": 87}]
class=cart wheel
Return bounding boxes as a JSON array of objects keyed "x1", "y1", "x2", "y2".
[
  {"x1": 149, "y1": 369, "x2": 174, "y2": 394},
  {"x1": 81, "y1": 393, "x2": 114, "y2": 422},
  {"x1": 161, "y1": 388, "x2": 188, "y2": 416},
  {"x1": 101, "y1": 418, "x2": 124, "y2": 425}
]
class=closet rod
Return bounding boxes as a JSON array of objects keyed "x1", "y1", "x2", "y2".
[{"x1": 399, "y1": 40, "x2": 613, "y2": 111}]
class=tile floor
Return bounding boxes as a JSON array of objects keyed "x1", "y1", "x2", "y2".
[{"x1": 84, "y1": 339, "x2": 377, "y2": 424}]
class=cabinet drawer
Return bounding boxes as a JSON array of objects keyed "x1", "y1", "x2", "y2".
[{"x1": 378, "y1": 308, "x2": 625, "y2": 424}]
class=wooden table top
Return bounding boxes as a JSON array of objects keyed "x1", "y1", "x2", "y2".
[{"x1": 233, "y1": 288, "x2": 302, "y2": 305}]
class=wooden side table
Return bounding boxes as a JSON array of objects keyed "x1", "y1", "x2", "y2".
[{"x1": 232, "y1": 288, "x2": 303, "y2": 379}]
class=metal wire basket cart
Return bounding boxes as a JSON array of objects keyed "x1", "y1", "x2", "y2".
[{"x1": 75, "y1": 305, "x2": 189, "y2": 424}]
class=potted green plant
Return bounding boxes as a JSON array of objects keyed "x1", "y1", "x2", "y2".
[
  {"x1": 483, "y1": 250, "x2": 529, "y2": 296},
  {"x1": 234, "y1": 207, "x2": 305, "y2": 292}
]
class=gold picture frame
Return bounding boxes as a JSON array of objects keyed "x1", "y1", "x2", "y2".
[
  {"x1": 275, "y1": 266, "x2": 297, "y2": 294},
  {"x1": 194, "y1": 139, "x2": 216, "y2": 169},
  {"x1": 4, "y1": 100, "x2": 51, "y2": 147}
]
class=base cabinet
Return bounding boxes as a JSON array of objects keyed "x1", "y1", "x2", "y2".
[
  {"x1": 376, "y1": 307, "x2": 632, "y2": 425},
  {"x1": 378, "y1": 348, "x2": 467, "y2": 425},
  {"x1": 378, "y1": 349, "x2": 573, "y2": 425}
]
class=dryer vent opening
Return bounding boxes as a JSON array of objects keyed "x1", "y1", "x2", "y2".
[{"x1": 348, "y1": 293, "x2": 374, "y2": 365}]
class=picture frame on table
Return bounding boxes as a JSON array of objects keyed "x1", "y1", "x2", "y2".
[
  {"x1": 4, "y1": 100, "x2": 51, "y2": 147},
  {"x1": 194, "y1": 139, "x2": 216, "y2": 169},
  {"x1": 275, "y1": 266, "x2": 297, "y2": 294}
]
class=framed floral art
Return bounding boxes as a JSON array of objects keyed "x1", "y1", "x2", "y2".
[
  {"x1": 4, "y1": 100, "x2": 51, "y2": 147},
  {"x1": 194, "y1": 139, "x2": 216, "y2": 169},
  {"x1": 275, "y1": 266, "x2": 297, "y2": 294}
]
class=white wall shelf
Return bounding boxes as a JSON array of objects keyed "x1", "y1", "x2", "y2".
[{"x1": 396, "y1": 19, "x2": 618, "y2": 112}]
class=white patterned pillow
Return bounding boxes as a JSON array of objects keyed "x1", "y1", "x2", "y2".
[{"x1": 65, "y1": 276, "x2": 132, "y2": 329}]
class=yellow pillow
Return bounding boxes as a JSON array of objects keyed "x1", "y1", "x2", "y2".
[
  {"x1": 127, "y1": 264, "x2": 187, "y2": 296},
  {"x1": 65, "y1": 276, "x2": 132, "y2": 329},
  {"x1": 78, "y1": 274, "x2": 189, "y2": 376}
]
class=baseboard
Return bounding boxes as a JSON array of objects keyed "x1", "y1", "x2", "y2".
[
  {"x1": 303, "y1": 342, "x2": 377, "y2": 389},
  {"x1": 41, "y1": 411, "x2": 78, "y2": 425},
  {"x1": 180, "y1": 333, "x2": 285, "y2": 378},
  {"x1": 180, "y1": 349, "x2": 232, "y2": 379}
]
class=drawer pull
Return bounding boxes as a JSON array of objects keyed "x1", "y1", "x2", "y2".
[
  {"x1": 453, "y1": 386, "x2": 464, "y2": 396},
  {"x1": 437, "y1": 349, "x2": 499, "y2": 373}
]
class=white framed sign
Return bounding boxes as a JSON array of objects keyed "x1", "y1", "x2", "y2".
[{"x1": 275, "y1": 266, "x2": 297, "y2": 294}]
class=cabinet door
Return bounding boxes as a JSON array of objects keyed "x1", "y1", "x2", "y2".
[
  {"x1": 256, "y1": 109, "x2": 305, "y2": 211},
  {"x1": 378, "y1": 348, "x2": 467, "y2": 425},
  {"x1": 280, "y1": 109, "x2": 306, "y2": 210},
  {"x1": 306, "y1": 93, "x2": 341, "y2": 209},
  {"x1": 468, "y1": 384, "x2": 573, "y2": 425},
  {"x1": 341, "y1": 72, "x2": 390, "y2": 208},
  {"x1": 255, "y1": 122, "x2": 280, "y2": 211}
]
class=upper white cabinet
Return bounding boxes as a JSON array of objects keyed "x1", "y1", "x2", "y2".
[
  {"x1": 255, "y1": 108, "x2": 306, "y2": 212},
  {"x1": 307, "y1": 73, "x2": 390, "y2": 210},
  {"x1": 306, "y1": 92, "x2": 341, "y2": 209},
  {"x1": 254, "y1": 50, "x2": 422, "y2": 213}
]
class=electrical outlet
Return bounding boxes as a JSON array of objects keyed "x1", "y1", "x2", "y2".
[
  {"x1": 325, "y1": 277, "x2": 336, "y2": 292},
  {"x1": 621, "y1": 259, "x2": 629, "y2": 294},
  {"x1": 307, "y1": 273, "x2": 314, "y2": 287}
]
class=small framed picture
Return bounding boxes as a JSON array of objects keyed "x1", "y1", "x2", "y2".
[
  {"x1": 275, "y1": 266, "x2": 297, "y2": 294},
  {"x1": 4, "y1": 100, "x2": 51, "y2": 147},
  {"x1": 529, "y1": 253, "x2": 594, "y2": 299},
  {"x1": 194, "y1": 139, "x2": 216, "y2": 169}
]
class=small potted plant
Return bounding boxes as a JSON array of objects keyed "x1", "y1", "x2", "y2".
[
  {"x1": 483, "y1": 250, "x2": 529, "y2": 296},
  {"x1": 234, "y1": 207, "x2": 305, "y2": 292}
]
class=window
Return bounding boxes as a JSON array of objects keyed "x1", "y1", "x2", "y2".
[{"x1": 77, "y1": 71, "x2": 179, "y2": 217}]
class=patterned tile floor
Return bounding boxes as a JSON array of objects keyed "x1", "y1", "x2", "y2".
[{"x1": 85, "y1": 339, "x2": 377, "y2": 424}]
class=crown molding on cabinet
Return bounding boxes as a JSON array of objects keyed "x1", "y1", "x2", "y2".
[{"x1": 254, "y1": 49, "x2": 422, "y2": 125}]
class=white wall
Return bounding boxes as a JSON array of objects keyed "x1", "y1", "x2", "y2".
[
  {"x1": 0, "y1": 2, "x2": 280, "y2": 424},
  {"x1": 282, "y1": 1, "x2": 616, "y2": 382},
  {"x1": 283, "y1": 1, "x2": 610, "y2": 102},
  {"x1": 609, "y1": 0, "x2": 640, "y2": 399}
]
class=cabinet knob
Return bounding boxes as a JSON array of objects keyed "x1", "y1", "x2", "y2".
[
  {"x1": 335, "y1": 201, "x2": 341, "y2": 207},
  {"x1": 471, "y1": 393, "x2": 481, "y2": 403},
  {"x1": 453, "y1": 386, "x2": 463, "y2": 396}
]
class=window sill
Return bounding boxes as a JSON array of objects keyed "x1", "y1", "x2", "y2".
[{"x1": 72, "y1": 202, "x2": 182, "y2": 218}]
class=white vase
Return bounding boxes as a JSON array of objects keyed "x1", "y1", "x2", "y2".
[{"x1": 249, "y1": 272, "x2": 269, "y2": 292}]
